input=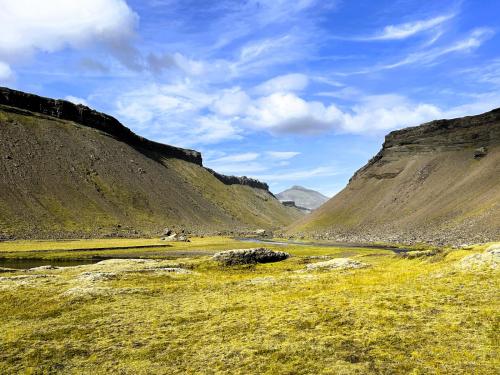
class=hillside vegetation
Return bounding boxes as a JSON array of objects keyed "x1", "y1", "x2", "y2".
[
  {"x1": 289, "y1": 108, "x2": 500, "y2": 246},
  {"x1": 0, "y1": 103, "x2": 300, "y2": 239}
]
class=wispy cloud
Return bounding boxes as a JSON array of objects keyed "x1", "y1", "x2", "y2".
[
  {"x1": 332, "y1": 14, "x2": 455, "y2": 42},
  {"x1": 210, "y1": 152, "x2": 260, "y2": 163},
  {"x1": 266, "y1": 151, "x2": 301, "y2": 160},
  {"x1": 340, "y1": 28, "x2": 495, "y2": 75},
  {"x1": 256, "y1": 166, "x2": 341, "y2": 182},
  {"x1": 368, "y1": 14, "x2": 455, "y2": 41}
]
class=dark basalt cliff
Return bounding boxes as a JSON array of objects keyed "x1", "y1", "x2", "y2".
[
  {"x1": 0, "y1": 87, "x2": 202, "y2": 165},
  {"x1": 207, "y1": 168, "x2": 270, "y2": 191},
  {"x1": 352, "y1": 108, "x2": 500, "y2": 181},
  {"x1": 290, "y1": 107, "x2": 500, "y2": 246},
  {"x1": 0, "y1": 87, "x2": 272, "y2": 192}
]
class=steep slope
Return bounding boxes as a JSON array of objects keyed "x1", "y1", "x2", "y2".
[
  {"x1": 276, "y1": 186, "x2": 329, "y2": 211},
  {"x1": 289, "y1": 108, "x2": 500, "y2": 245},
  {"x1": 0, "y1": 87, "x2": 301, "y2": 239}
]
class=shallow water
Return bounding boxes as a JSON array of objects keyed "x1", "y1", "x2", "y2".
[{"x1": 235, "y1": 237, "x2": 409, "y2": 253}]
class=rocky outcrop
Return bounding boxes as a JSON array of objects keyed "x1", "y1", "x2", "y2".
[
  {"x1": 289, "y1": 108, "x2": 500, "y2": 246},
  {"x1": 0, "y1": 86, "x2": 274, "y2": 192},
  {"x1": 206, "y1": 168, "x2": 270, "y2": 192},
  {"x1": 0, "y1": 87, "x2": 202, "y2": 165},
  {"x1": 212, "y1": 248, "x2": 290, "y2": 265},
  {"x1": 352, "y1": 108, "x2": 500, "y2": 181}
]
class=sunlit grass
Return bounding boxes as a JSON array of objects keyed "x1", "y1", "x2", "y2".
[{"x1": 0, "y1": 238, "x2": 498, "y2": 374}]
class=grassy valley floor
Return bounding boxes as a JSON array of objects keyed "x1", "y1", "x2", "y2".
[{"x1": 0, "y1": 237, "x2": 498, "y2": 374}]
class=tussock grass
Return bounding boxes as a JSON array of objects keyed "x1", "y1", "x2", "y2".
[{"x1": 0, "y1": 238, "x2": 498, "y2": 374}]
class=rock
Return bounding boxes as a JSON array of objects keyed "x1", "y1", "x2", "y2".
[
  {"x1": 305, "y1": 258, "x2": 369, "y2": 271},
  {"x1": 206, "y1": 168, "x2": 270, "y2": 191},
  {"x1": 456, "y1": 246, "x2": 500, "y2": 271},
  {"x1": 213, "y1": 248, "x2": 290, "y2": 266},
  {"x1": 473, "y1": 146, "x2": 488, "y2": 159},
  {"x1": 163, "y1": 228, "x2": 173, "y2": 236},
  {"x1": 161, "y1": 233, "x2": 190, "y2": 242},
  {"x1": 253, "y1": 229, "x2": 273, "y2": 237},
  {"x1": 0, "y1": 87, "x2": 202, "y2": 165},
  {"x1": 154, "y1": 267, "x2": 191, "y2": 274}
]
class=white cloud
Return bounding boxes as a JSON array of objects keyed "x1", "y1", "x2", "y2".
[
  {"x1": 256, "y1": 166, "x2": 340, "y2": 182},
  {"x1": 342, "y1": 95, "x2": 442, "y2": 133},
  {"x1": 266, "y1": 151, "x2": 301, "y2": 160},
  {"x1": 113, "y1": 82, "x2": 242, "y2": 147},
  {"x1": 254, "y1": 73, "x2": 309, "y2": 95},
  {"x1": 372, "y1": 14, "x2": 454, "y2": 40},
  {"x1": 342, "y1": 28, "x2": 495, "y2": 75},
  {"x1": 212, "y1": 88, "x2": 251, "y2": 117},
  {"x1": 210, "y1": 152, "x2": 260, "y2": 163},
  {"x1": 0, "y1": 61, "x2": 13, "y2": 81},
  {"x1": 64, "y1": 96, "x2": 88, "y2": 106},
  {"x1": 245, "y1": 92, "x2": 344, "y2": 134},
  {"x1": 384, "y1": 28, "x2": 494, "y2": 69},
  {"x1": 0, "y1": 0, "x2": 138, "y2": 72}
]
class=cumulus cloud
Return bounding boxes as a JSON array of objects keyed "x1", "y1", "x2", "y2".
[
  {"x1": 0, "y1": 61, "x2": 13, "y2": 82},
  {"x1": 212, "y1": 88, "x2": 251, "y2": 117},
  {"x1": 114, "y1": 82, "x2": 241, "y2": 146},
  {"x1": 244, "y1": 92, "x2": 344, "y2": 134},
  {"x1": 0, "y1": 0, "x2": 138, "y2": 73}
]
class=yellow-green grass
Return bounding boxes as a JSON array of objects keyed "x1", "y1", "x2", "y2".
[
  {"x1": 0, "y1": 237, "x2": 262, "y2": 260},
  {"x1": 0, "y1": 238, "x2": 498, "y2": 374}
]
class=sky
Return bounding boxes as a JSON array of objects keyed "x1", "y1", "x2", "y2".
[{"x1": 1, "y1": 0, "x2": 499, "y2": 196}]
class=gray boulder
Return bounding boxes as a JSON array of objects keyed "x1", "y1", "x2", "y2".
[{"x1": 213, "y1": 248, "x2": 289, "y2": 266}]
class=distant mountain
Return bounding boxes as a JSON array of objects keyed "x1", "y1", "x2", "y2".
[
  {"x1": 0, "y1": 87, "x2": 302, "y2": 239},
  {"x1": 276, "y1": 186, "x2": 329, "y2": 212},
  {"x1": 288, "y1": 108, "x2": 500, "y2": 246}
]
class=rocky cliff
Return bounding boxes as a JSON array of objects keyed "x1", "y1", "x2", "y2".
[
  {"x1": 0, "y1": 87, "x2": 275, "y2": 193},
  {"x1": 0, "y1": 88, "x2": 300, "y2": 239},
  {"x1": 207, "y1": 169, "x2": 270, "y2": 191},
  {"x1": 0, "y1": 87, "x2": 202, "y2": 165},
  {"x1": 289, "y1": 108, "x2": 500, "y2": 246}
]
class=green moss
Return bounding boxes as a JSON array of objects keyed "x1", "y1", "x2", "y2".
[{"x1": 0, "y1": 238, "x2": 498, "y2": 373}]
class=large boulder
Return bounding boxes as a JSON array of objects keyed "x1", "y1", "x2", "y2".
[
  {"x1": 213, "y1": 248, "x2": 289, "y2": 266},
  {"x1": 457, "y1": 244, "x2": 500, "y2": 271}
]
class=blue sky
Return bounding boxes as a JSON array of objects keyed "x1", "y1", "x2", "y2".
[{"x1": 1, "y1": 0, "x2": 499, "y2": 196}]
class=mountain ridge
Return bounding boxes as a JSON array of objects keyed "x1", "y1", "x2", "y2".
[
  {"x1": 0, "y1": 87, "x2": 301, "y2": 239},
  {"x1": 277, "y1": 186, "x2": 329, "y2": 211},
  {"x1": 288, "y1": 107, "x2": 500, "y2": 246}
]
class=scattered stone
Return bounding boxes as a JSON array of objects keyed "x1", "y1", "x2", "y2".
[
  {"x1": 154, "y1": 267, "x2": 191, "y2": 274},
  {"x1": 213, "y1": 248, "x2": 290, "y2": 266},
  {"x1": 253, "y1": 229, "x2": 273, "y2": 237},
  {"x1": 305, "y1": 258, "x2": 369, "y2": 271},
  {"x1": 161, "y1": 233, "x2": 190, "y2": 242},
  {"x1": 399, "y1": 249, "x2": 440, "y2": 259},
  {"x1": 457, "y1": 245, "x2": 500, "y2": 271},
  {"x1": 473, "y1": 146, "x2": 488, "y2": 159}
]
